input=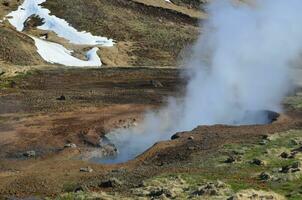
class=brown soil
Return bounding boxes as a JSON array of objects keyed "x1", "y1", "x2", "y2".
[
  {"x1": 0, "y1": 25, "x2": 44, "y2": 66},
  {"x1": 0, "y1": 67, "x2": 301, "y2": 198}
]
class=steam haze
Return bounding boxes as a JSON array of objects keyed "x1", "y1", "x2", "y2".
[{"x1": 105, "y1": 0, "x2": 302, "y2": 163}]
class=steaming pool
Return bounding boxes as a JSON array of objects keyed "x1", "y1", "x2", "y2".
[{"x1": 85, "y1": 110, "x2": 280, "y2": 164}]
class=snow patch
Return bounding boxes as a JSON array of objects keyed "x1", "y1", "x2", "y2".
[
  {"x1": 7, "y1": 0, "x2": 113, "y2": 46},
  {"x1": 32, "y1": 37, "x2": 102, "y2": 67}
]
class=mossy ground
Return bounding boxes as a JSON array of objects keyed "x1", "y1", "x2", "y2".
[{"x1": 52, "y1": 129, "x2": 302, "y2": 199}]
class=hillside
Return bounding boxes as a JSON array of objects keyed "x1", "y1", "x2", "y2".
[
  {"x1": 1, "y1": 1, "x2": 302, "y2": 200},
  {"x1": 0, "y1": 0, "x2": 204, "y2": 72}
]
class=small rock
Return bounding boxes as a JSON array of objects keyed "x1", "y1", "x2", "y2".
[
  {"x1": 250, "y1": 158, "x2": 266, "y2": 166},
  {"x1": 99, "y1": 178, "x2": 122, "y2": 188},
  {"x1": 149, "y1": 188, "x2": 173, "y2": 198},
  {"x1": 80, "y1": 166, "x2": 93, "y2": 173},
  {"x1": 56, "y1": 95, "x2": 66, "y2": 101},
  {"x1": 188, "y1": 136, "x2": 194, "y2": 140},
  {"x1": 259, "y1": 140, "x2": 268, "y2": 145},
  {"x1": 216, "y1": 180, "x2": 226, "y2": 188},
  {"x1": 150, "y1": 80, "x2": 163, "y2": 88},
  {"x1": 23, "y1": 150, "x2": 36, "y2": 157},
  {"x1": 280, "y1": 152, "x2": 289, "y2": 159},
  {"x1": 259, "y1": 172, "x2": 271, "y2": 181},
  {"x1": 64, "y1": 143, "x2": 77, "y2": 148},
  {"x1": 74, "y1": 185, "x2": 88, "y2": 193},
  {"x1": 261, "y1": 135, "x2": 270, "y2": 141},
  {"x1": 224, "y1": 155, "x2": 241, "y2": 163},
  {"x1": 171, "y1": 133, "x2": 182, "y2": 140},
  {"x1": 279, "y1": 162, "x2": 301, "y2": 173},
  {"x1": 192, "y1": 182, "x2": 221, "y2": 196}
]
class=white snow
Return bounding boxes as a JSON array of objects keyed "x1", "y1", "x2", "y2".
[
  {"x1": 4, "y1": 0, "x2": 115, "y2": 67},
  {"x1": 7, "y1": 0, "x2": 114, "y2": 46},
  {"x1": 32, "y1": 37, "x2": 102, "y2": 67}
]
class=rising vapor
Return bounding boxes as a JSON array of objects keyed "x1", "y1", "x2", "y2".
[{"x1": 105, "y1": 0, "x2": 302, "y2": 163}]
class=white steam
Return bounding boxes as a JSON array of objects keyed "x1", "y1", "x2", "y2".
[{"x1": 103, "y1": 0, "x2": 302, "y2": 163}]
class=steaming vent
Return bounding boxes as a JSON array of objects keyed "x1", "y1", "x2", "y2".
[
  {"x1": 243, "y1": 110, "x2": 280, "y2": 124},
  {"x1": 92, "y1": 110, "x2": 280, "y2": 164},
  {"x1": 264, "y1": 110, "x2": 280, "y2": 123},
  {"x1": 89, "y1": 0, "x2": 302, "y2": 164}
]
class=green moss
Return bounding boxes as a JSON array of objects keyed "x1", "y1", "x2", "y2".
[
  {"x1": 0, "y1": 70, "x2": 36, "y2": 89},
  {"x1": 144, "y1": 130, "x2": 302, "y2": 199},
  {"x1": 284, "y1": 95, "x2": 302, "y2": 110}
]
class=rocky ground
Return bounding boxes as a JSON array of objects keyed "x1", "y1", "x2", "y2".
[{"x1": 0, "y1": 68, "x2": 301, "y2": 199}]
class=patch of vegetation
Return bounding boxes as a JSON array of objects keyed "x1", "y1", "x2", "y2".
[
  {"x1": 0, "y1": 70, "x2": 37, "y2": 89},
  {"x1": 52, "y1": 128, "x2": 302, "y2": 199},
  {"x1": 143, "y1": 130, "x2": 302, "y2": 199},
  {"x1": 284, "y1": 94, "x2": 302, "y2": 110}
]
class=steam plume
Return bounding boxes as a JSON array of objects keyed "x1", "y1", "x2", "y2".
[{"x1": 105, "y1": 0, "x2": 302, "y2": 163}]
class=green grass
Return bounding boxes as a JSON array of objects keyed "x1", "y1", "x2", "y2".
[
  {"x1": 284, "y1": 95, "x2": 302, "y2": 110},
  {"x1": 143, "y1": 130, "x2": 302, "y2": 199},
  {"x1": 0, "y1": 70, "x2": 36, "y2": 89},
  {"x1": 51, "y1": 130, "x2": 302, "y2": 199}
]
